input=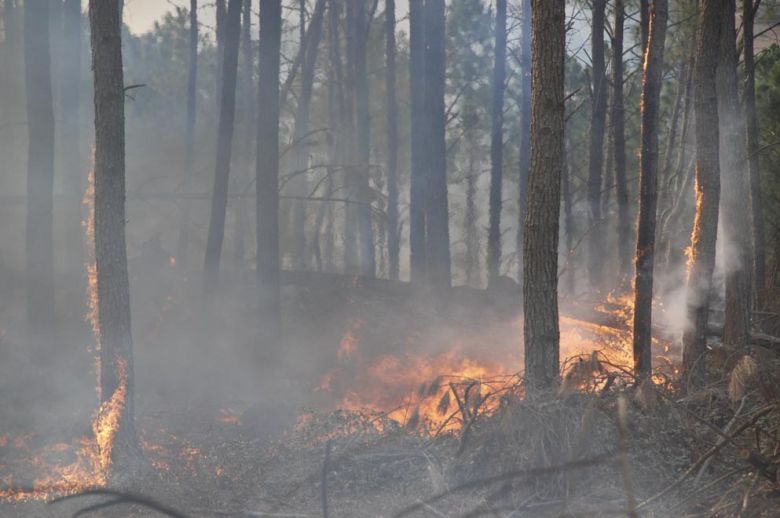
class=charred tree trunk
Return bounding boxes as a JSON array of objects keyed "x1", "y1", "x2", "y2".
[
  {"x1": 640, "y1": 0, "x2": 649, "y2": 52},
  {"x1": 516, "y1": 0, "x2": 531, "y2": 280},
  {"x1": 61, "y1": 0, "x2": 83, "y2": 272},
  {"x1": 89, "y1": 0, "x2": 140, "y2": 467},
  {"x1": 487, "y1": 0, "x2": 507, "y2": 284},
  {"x1": 682, "y1": 0, "x2": 721, "y2": 387},
  {"x1": 176, "y1": 0, "x2": 199, "y2": 268},
  {"x1": 743, "y1": 0, "x2": 766, "y2": 308},
  {"x1": 424, "y1": 0, "x2": 450, "y2": 290},
  {"x1": 354, "y1": 0, "x2": 376, "y2": 278},
  {"x1": 632, "y1": 0, "x2": 668, "y2": 379},
  {"x1": 612, "y1": 0, "x2": 630, "y2": 280},
  {"x1": 385, "y1": 0, "x2": 400, "y2": 281},
  {"x1": 409, "y1": 0, "x2": 426, "y2": 283},
  {"x1": 719, "y1": 0, "x2": 750, "y2": 349},
  {"x1": 523, "y1": 0, "x2": 565, "y2": 392},
  {"x1": 586, "y1": 0, "x2": 607, "y2": 289},
  {"x1": 256, "y1": 0, "x2": 283, "y2": 340},
  {"x1": 24, "y1": 0, "x2": 56, "y2": 347},
  {"x1": 203, "y1": 0, "x2": 241, "y2": 292}
]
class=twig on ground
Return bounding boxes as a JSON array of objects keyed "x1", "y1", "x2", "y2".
[{"x1": 50, "y1": 489, "x2": 189, "y2": 518}]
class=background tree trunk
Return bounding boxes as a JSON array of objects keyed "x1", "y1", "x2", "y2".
[
  {"x1": 612, "y1": 0, "x2": 630, "y2": 280},
  {"x1": 89, "y1": 0, "x2": 140, "y2": 467},
  {"x1": 516, "y1": 0, "x2": 531, "y2": 281},
  {"x1": 354, "y1": 0, "x2": 376, "y2": 278},
  {"x1": 215, "y1": 0, "x2": 226, "y2": 106},
  {"x1": 256, "y1": 0, "x2": 283, "y2": 341},
  {"x1": 719, "y1": 0, "x2": 750, "y2": 349},
  {"x1": 24, "y1": 0, "x2": 56, "y2": 349},
  {"x1": 743, "y1": 0, "x2": 766, "y2": 308},
  {"x1": 203, "y1": 0, "x2": 242, "y2": 292},
  {"x1": 291, "y1": 0, "x2": 326, "y2": 271},
  {"x1": 632, "y1": 0, "x2": 668, "y2": 378},
  {"x1": 586, "y1": 0, "x2": 607, "y2": 289},
  {"x1": 409, "y1": 0, "x2": 426, "y2": 283},
  {"x1": 61, "y1": 0, "x2": 83, "y2": 273},
  {"x1": 424, "y1": 0, "x2": 450, "y2": 290},
  {"x1": 487, "y1": 0, "x2": 507, "y2": 284},
  {"x1": 682, "y1": 0, "x2": 722, "y2": 387},
  {"x1": 523, "y1": 0, "x2": 565, "y2": 392},
  {"x1": 176, "y1": 0, "x2": 198, "y2": 268},
  {"x1": 233, "y1": 0, "x2": 255, "y2": 271},
  {"x1": 385, "y1": 0, "x2": 400, "y2": 281}
]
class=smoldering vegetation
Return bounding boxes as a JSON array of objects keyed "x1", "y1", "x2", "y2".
[{"x1": 1, "y1": 0, "x2": 780, "y2": 517}]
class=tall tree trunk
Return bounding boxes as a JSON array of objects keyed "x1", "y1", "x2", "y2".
[
  {"x1": 25, "y1": 0, "x2": 56, "y2": 348},
  {"x1": 61, "y1": 0, "x2": 83, "y2": 272},
  {"x1": 385, "y1": 0, "x2": 400, "y2": 281},
  {"x1": 640, "y1": 0, "x2": 649, "y2": 52},
  {"x1": 256, "y1": 0, "x2": 283, "y2": 340},
  {"x1": 176, "y1": 0, "x2": 199, "y2": 268},
  {"x1": 409, "y1": 0, "x2": 426, "y2": 283},
  {"x1": 424, "y1": 0, "x2": 450, "y2": 290},
  {"x1": 516, "y1": 0, "x2": 531, "y2": 281},
  {"x1": 233, "y1": 0, "x2": 255, "y2": 271},
  {"x1": 89, "y1": 0, "x2": 140, "y2": 467},
  {"x1": 586, "y1": 0, "x2": 608, "y2": 289},
  {"x1": 291, "y1": 0, "x2": 326, "y2": 271},
  {"x1": 612, "y1": 0, "x2": 630, "y2": 280},
  {"x1": 682, "y1": 0, "x2": 721, "y2": 387},
  {"x1": 719, "y1": 0, "x2": 750, "y2": 349},
  {"x1": 342, "y1": 0, "x2": 359, "y2": 273},
  {"x1": 632, "y1": 0, "x2": 668, "y2": 379},
  {"x1": 327, "y1": 0, "x2": 343, "y2": 273},
  {"x1": 354, "y1": 0, "x2": 376, "y2": 277},
  {"x1": 487, "y1": 0, "x2": 507, "y2": 284},
  {"x1": 524, "y1": 0, "x2": 565, "y2": 392},
  {"x1": 743, "y1": 0, "x2": 766, "y2": 308},
  {"x1": 216, "y1": 0, "x2": 227, "y2": 106},
  {"x1": 203, "y1": 0, "x2": 242, "y2": 292}
]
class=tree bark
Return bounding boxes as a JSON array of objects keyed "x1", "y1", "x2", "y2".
[
  {"x1": 719, "y1": 0, "x2": 751, "y2": 349},
  {"x1": 203, "y1": 0, "x2": 242, "y2": 292},
  {"x1": 487, "y1": 0, "x2": 507, "y2": 284},
  {"x1": 612, "y1": 0, "x2": 630, "y2": 280},
  {"x1": 409, "y1": 0, "x2": 426, "y2": 283},
  {"x1": 682, "y1": 0, "x2": 722, "y2": 387},
  {"x1": 743, "y1": 0, "x2": 766, "y2": 308},
  {"x1": 176, "y1": 0, "x2": 198, "y2": 268},
  {"x1": 632, "y1": 0, "x2": 668, "y2": 379},
  {"x1": 586, "y1": 0, "x2": 608, "y2": 289},
  {"x1": 424, "y1": 0, "x2": 450, "y2": 290},
  {"x1": 24, "y1": 0, "x2": 56, "y2": 347},
  {"x1": 516, "y1": 0, "x2": 531, "y2": 281},
  {"x1": 385, "y1": 0, "x2": 400, "y2": 281},
  {"x1": 89, "y1": 0, "x2": 140, "y2": 468},
  {"x1": 256, "y1": 0, "x2": 283, "y2": 340},
  {"x1": 523, "y1": 0, "x2": 565, "y2": 392},
  {"x1": 61, "y1": 0, "x2": 83, "y2": 272}
]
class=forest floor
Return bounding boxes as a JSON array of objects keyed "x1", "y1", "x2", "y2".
[{"x1": 0, "y1": 265, "x2": 778, "y2": 516}]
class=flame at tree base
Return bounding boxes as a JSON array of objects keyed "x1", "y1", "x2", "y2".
[{"x1": 0, "y1": 359, "x2": 128, "y2": 502}]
